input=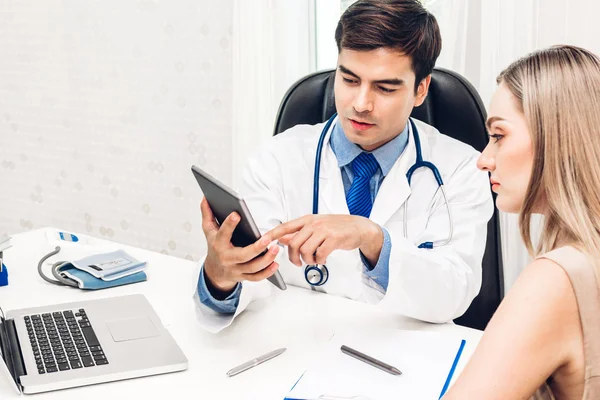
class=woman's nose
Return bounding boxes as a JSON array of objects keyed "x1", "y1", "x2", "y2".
[{"x1": 477, "y1": 145, "x2": 495, "y2": 172}]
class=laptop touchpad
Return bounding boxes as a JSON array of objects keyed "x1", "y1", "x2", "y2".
[{"x1": 105, "y1": 317, "x2": 160, "y2": 342}]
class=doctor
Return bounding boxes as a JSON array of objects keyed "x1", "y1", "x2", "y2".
[{"x1": 194, "y1": 0, "x2": 493, "y2": 332}]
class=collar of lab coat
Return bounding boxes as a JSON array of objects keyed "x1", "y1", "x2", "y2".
[{"x1": 317, "y1": 116, "x2": 424, "y2": 227}]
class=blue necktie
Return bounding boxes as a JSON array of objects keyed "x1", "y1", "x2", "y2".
[{"x1": 346, "y1": 152, "x2": 379, "y2": 218}]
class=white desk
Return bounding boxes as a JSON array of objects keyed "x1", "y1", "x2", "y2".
[{"x1": 0, "y1": 228, "x2": 482, "y2": 399}]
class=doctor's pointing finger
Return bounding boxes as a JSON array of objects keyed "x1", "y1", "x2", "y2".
[{"x1": 266, "y1": 214, "x2": 384, "y2": 267}]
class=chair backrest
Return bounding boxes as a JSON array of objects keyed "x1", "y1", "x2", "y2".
[{"x1": 273, "y1": 68, "x2": 504, "y2": 330}]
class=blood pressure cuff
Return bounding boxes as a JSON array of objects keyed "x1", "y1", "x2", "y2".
[{"x1": 57, "y1": 263, "x2": 147, "y2": 290}]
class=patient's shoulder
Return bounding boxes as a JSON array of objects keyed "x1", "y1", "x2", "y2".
[
  {"x1": 514, "y1": 256, "x2": 575, "y2": 308},
  {"x1": 500, "y1": 256, "x2": 579, "y2": 343}
]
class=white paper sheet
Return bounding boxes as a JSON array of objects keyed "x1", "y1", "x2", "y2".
[{"x1": 286, "y1": 328, "x2": 465, "y2": 400}]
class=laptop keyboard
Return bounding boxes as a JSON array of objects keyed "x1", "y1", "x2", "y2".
[{"x1": 24, "y1": 308, "x2": 109, "y2": 374}]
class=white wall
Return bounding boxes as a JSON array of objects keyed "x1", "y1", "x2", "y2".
[{"x1": 0, "y1": 0, "x2": 233, "y2": 261}]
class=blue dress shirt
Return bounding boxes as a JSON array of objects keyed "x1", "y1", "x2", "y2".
[{"x1": 197, "y1": 120, "x2": 409, "y2": 313}]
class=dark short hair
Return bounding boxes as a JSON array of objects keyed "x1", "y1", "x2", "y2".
[{"x1": 335, "y1": 0, "x2": 442, "y2": 91}]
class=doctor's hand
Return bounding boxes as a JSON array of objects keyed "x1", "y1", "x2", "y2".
[
  {"x1": 200, "y1": 198, "x2": 280, "y2": 293},
  {"x1": 266, "y1": 215, "x2": 384, "y2": 267}
]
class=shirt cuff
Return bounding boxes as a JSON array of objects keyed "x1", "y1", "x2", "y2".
[
  {"x1": 361, "y1": 226, "x2": 392, "y2": 291},
  {"x1": 197, "y1": 264, "x2": 242, "y2": 314}
]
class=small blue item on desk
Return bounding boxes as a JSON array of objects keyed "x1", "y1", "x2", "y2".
[
  {"x1": 0, "y1": 241, "x2": 11, "y2": 286},
  {"x1": 0, "y1": 263, "x2": 8, "y2": 286},
  {"x1": 58, "y1": 231, "x2": 79, "y2": 242}
]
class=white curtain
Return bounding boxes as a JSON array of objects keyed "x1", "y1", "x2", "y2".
[
  {"x1": 429, "y1": 0, "x2": 600, "y2": 290},
  {"x1": 231, "y1": 0, "x2": 314, "y2": 188}
]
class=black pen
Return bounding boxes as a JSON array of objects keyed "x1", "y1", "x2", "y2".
[{"x1": 341, "y1": 345, "x2": 402, "y2": 375}]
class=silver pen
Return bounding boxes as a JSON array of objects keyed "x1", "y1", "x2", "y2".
[
  {"x1": 226, "y1": 347, "x2": 286, "y2": 377},
  {"x1": 341, "y1": 345, "x2": 402, "y2": 375}
]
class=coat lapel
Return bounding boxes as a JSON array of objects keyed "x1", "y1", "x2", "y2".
[
  {"x1": 369, "y1": 121, "x2": 417, "y2": 227},
  {"x1": 319, "y1": 139, "x2": 350, "y2": 215}
]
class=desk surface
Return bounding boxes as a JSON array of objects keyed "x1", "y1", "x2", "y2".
[{"x1": 0, "y1": 228, "x2": 482, "y2": 399}]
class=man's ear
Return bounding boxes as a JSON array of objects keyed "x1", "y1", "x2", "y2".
[{"x1": 413, "y1": 75, "x2": 431, "y2": 107}]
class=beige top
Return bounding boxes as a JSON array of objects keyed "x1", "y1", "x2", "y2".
[{"x1": 530, "y1": 246, "x2": 600, "y2": 400}]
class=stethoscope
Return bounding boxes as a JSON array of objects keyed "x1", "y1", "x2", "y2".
[{"x1": 304, "y1": 113, "x2": 454, "y2": 286}]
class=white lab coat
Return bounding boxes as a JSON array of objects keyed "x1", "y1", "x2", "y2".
[{"x1": 194, "y1": 117, "x2": 494, "y2": 333}]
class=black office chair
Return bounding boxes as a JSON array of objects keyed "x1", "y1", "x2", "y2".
[{"x1": 273, "y1": 68, "x2": 504, "y2": 330}]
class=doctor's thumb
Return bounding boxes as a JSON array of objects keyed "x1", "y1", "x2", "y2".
[{"x1": 200, "y1": 198, "x2": 219, "y2": 233}]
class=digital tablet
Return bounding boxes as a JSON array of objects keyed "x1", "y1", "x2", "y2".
[{"x1": 191, "y1": 165, "x2": 287, "y2": 291}]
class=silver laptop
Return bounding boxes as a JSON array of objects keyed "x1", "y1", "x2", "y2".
[{"x1": 0, "y1": 294, "x2": 188, "y2": 394}]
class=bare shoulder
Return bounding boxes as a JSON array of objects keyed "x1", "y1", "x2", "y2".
[
  {"x1": 500, "y1": 257, "x2": 582, "y2": 363},
  {"x1": 443, "y1": 257, "x2": 584, "y2": 399},
  {"x1": 520, "y1": 257, "x2": 574, "y2": 295},
  {"x1": 484, "y1": 256, "x2": 581, "y2": 355},
  {"x1": 508, "y1": 257, "x2": 578, "y2": 320}
]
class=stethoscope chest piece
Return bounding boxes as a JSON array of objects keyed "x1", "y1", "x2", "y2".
[{"x1": 304, "y1": 264, "x2": 329, "y2": 286}]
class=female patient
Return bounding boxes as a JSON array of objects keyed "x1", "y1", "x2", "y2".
[{"x1": 444, "y1": 45, "x2": 600, "y2": 399}]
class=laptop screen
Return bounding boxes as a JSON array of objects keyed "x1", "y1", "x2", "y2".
[{"x1": 0, "y1": 307, "x2": 20, "y2": 393}]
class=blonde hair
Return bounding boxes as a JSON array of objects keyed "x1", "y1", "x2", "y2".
[{"x1": 497, "y1": 45, "x2": 600, "y2": 260}]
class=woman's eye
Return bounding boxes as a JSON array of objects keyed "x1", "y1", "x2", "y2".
[{"x1": 489, "y1": 134, "x2": 504, "y2": 143}]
